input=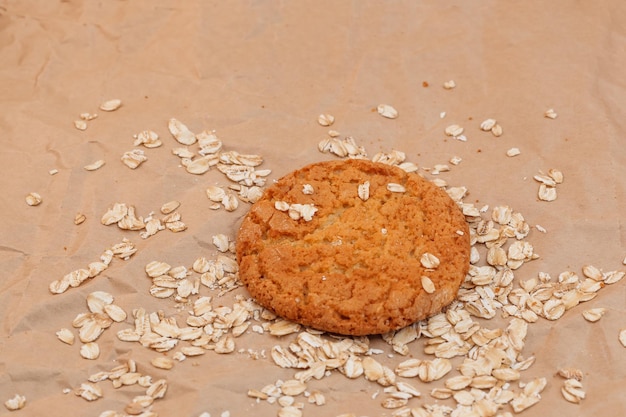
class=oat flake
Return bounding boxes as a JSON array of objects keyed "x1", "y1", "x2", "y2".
[{"x1": 377, "y1": 104, "x2": 398, "y2": 119}]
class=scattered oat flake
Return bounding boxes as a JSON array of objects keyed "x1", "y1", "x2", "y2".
[
  {"x1": 183, "y1": 155, "x2": 215, "y2": 174},
  {"x1": 583, "y1": 308, "x2": 606, "y2": 323},
  {"x1": 582, "y1": 264, "x2": 603, "y2": 280},
  {"x1": 84, "y1": 159, "x2": 105, "y2": 171},
  {"x1": 398, "y1": 161, "x2": 418, "y2": 173},
  {"x1": 318, "y1": 114, "x2": 335, "y2": 126},
  {"x1": 212, "y1": 234, "x2": 230, "y2": 252},
  {"x1": 507, "y1": 147, "x2": 521, "y2": 157},
  {"x1": 358, "y1": 181, "x2": 370, "y2": 201},
  {"x1": 100, "y1": 98, "x2": 122, "y2": 111},
  {"x1": 87, "y1": 290, "x2": 113, "y2": 313},
  {"x1": 222, "y1": 193, "x2": 239, "y2": 212},
  {"x1": 80, "y1": 112, "x2": 97, "y2": 121},
  {"x1": 538, "y1": 184, "x2": 557, "y2": 201},
  {"x1": 71, "y1": 213, "x2": 86, "y2": 226},
  {"x1": 444, "y1": 124, "x2": 464, "y2": 137},
  {"x1": 269, "y1": 319, "x2": 301, "y2": 336},
  {"x1": 387, "y1": 183, "x2": 406, "y2": 193},
  {"x1": 480, "y1": 119, "x2": 496, "y2": 131},
  {"x1": 619, "y1": 329, "x2": 626, "y2": 347},
  {"x1": 275, "y1": 201, "x2": 290, "y2": 212},
  {"x1": 535, "y1": 224, "x2": 547, "y2": 233},
  {"x1": 25, "y1": 192, "x2": 42, "y2": 206},
  {"x1": 534, "y1": 173, "x2": 556, "y2": 186},
  {"x1": 104, "y1": 304, "x2": 127, "y2": 322},
  {"x1": 421, "y1": 276, "x2": 435, "y2": 294},
  {"x1": 372, "y1": 149, "x2": 405, "y2": 165},
  {"x1": 121, "y1": 149, "x2": 147, "y2": 169},
  {"x1": 443, "y1": 80, "x2": 456, "y2": 89},
  {"x1": 173, "y1": 147, "x2": 195, "y2": 159},
  {"x1": 160, "y1": 200, "x2": 181, "y2": 214},
  {"x1": 605, "y1": 270, "x2": 626, "y2": 285},
  {"x1": 134, "y1": 130, "x2": 162, "y2": 148},
  {"x1": 74, "y1": 120, "x2": 88, "y2": 130},
  {"x1": 420, "y1": 253, "x2": 440, "y2": 269},
  {"x1": 56, "y1": 328, "x2": 75, "y2": 345},
  {"x1": 80, "y1": 342, "x2": 100, "y2": 360},
  {"x1": 75, "y1": 382, "x2": 103, "y2": 401},
  {"x1": 49, "y1": 169, "x2": 59, "y2": 175},
  {"x1": 545, "y1": 108, "x2": 558, "y2": 119},
  {"x1": 548, "y1": 168, "x2": 564, "y2": 184},
  {"x1": 377, "y1": 104, "x2": 398, "y2": 119},
  {"x1": 491, "y1": 123, "x2": 503, "y2": 137},
  {"x1": 432, "y1": 164, "x2": 450, "y2": 174},
  {"x1": 318, "y1": 136, "x2": 367, "y2": 159},
  {"x1": 281, "y1": 203, "x2": 318, "y2": 221},
  {"x1": 151, "y1": 356, "x2": 175, "y2": 370},
  {"x1": 206, "y1": 185, "x2": 226, "y2": 203},
  {"x1": 168, "y1": 118, "x2": 196, "y2": 145},
  {"x1": 4, "y1": 394, "x2": 26, "y2": 411},
  {"x1": 558, "y1": 367, "x2": 584, "y2": 381},
  {"x1": 561, "y1": 378, "x2": 585, "y2": 404}
]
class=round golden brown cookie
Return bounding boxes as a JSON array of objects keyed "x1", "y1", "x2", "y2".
[{"x1": 236, "y1": 159, "x2": 470, "y2": 335}]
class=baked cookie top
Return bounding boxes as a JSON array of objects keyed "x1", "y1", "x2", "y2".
[{"x1": 236, "y1": 159, "x2": 470, "y2": 335}]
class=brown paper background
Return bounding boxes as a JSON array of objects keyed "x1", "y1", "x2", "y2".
[{"x1": 1, "y1": 1, "x2": 625, "y2": 416}]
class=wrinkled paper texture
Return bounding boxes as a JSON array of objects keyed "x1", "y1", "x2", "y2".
[{"x1": 1, "y1": 1, "x2": 625, "y2": 416}]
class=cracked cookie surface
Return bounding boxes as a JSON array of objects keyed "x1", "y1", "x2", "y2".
[{"x1": 237, "y1": 159, "x2": 470, "y2": 335}]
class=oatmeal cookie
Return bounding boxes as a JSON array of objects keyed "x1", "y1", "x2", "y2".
[{"x1": 236, "y1": 159, "x2": 470, "y2": 335}]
